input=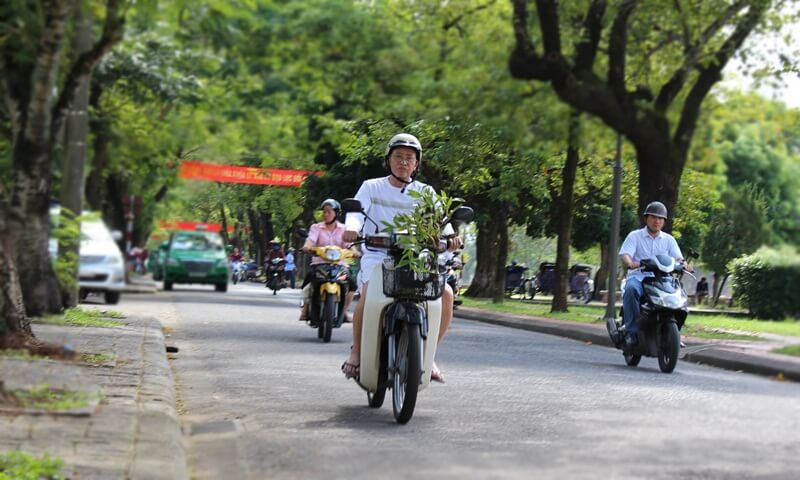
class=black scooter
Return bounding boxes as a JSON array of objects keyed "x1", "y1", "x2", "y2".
[{"x1": 607, "y1": 255, "x2": 692, "y2": 373}]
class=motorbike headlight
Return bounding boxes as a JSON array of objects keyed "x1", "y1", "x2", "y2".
[{"x1": 323, "y1": 248, "x2": 341, "y2": 262}]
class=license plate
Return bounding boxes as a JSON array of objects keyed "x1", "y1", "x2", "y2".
[{"x1": 189, "y1": 272, "x2": 207, "y2": 278}]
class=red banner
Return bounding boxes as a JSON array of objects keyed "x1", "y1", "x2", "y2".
[
  {"x1": 178, "y1": 161, "x2": 321, "y2": 186},
  {"x1": 158, "y1": 221, "x2": 235, "y2": 233}
]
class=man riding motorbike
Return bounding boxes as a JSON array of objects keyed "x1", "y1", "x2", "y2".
[
  {"x1": 299, "y1": 199, "x2": 359, "y2": 323},
  {"x1": 264, "y1": 239, "x2": 286, "y2": 290},
  {"x1": 619, "y1": 201, "x2": 692, "y2": 347},
  {"x1": 342, "y1": 133, "x2": 463, "y2": 383}
]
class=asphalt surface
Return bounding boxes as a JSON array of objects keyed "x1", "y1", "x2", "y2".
[{"x1": 113, "y1": 282, "x2": 800, "y2": 480}]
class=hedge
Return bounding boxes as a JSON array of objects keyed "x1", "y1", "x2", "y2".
[{"x1": 729, "y1": 246, "x2": 800, "y2": 320}]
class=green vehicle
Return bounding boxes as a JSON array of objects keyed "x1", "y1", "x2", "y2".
[{"x1": 161, "y1": 231, "x2": 229, "y2": 292}]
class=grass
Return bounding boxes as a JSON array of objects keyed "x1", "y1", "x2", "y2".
[
  {"x1": 0, "y1": 451, "x2": 65, "y2": 480},
  {"x1": 80, "y1": 353, "x2": 116, "y2": 365},
  {"x1": 773, "y1": 345, "x2": 800, "y2": 357},
  {"x1": 460, "y1": 297, "x2": 800, "y2": 339},
  {"x1": 0, "y1": 349, "x2": 44, "y2": 361},
  {"x1": 37, "y1": 307, "x2": 123, "y2": 328},
  {"x1": 8, "y1": 383, "x2": 92, "y2": 411}
]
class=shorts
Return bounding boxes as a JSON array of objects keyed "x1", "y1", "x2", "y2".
[{"x1": 357, "y1": 253, "x2": 387, "y2": 293}]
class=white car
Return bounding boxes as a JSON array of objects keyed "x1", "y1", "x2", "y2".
[{"x1": 49, "y1": 208, "x2": 126, "y2": 304}]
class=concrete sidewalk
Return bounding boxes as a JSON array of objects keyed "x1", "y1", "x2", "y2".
[
  {"x1": 0, "y1": 315, "x2": 186, "y2": 479},
  {"x1": 455, "y1": 306, "x2": 800, "y2": 382}
]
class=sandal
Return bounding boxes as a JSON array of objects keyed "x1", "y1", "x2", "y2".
[{"x1": 341, "y1": 361, "x2": 360, "y2": 380}]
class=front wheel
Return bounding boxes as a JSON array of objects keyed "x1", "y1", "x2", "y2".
[
  {"x1": 392, "y1": 323, "x2": 422, "y2": 424},
  {"x1": 658, "y1": 321, "x2": 681, "y2": 373},
  {"x1": 319, "y1": 294, "x2": 335, "y2": 343},
  {"x1": 624, "y1": 352, "x2": 641, "y2": 366}
]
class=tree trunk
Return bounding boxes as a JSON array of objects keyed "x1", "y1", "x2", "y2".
[
  {"x1": 10, "y1": 137, "x2": 63, "y2": 316},
  {"x1": 713, "y1": 273, "x2": 729, "y2": 307},
  {"x1": 633, "y1": 138, "x2": 683, "y2": 232},
  {"x1": 0, "y1": 189, "x2": 31, "y2": 337},
  {"x1": 465, "y1": 207, "x2": 508, "y2": 301},
  {"x1": 594, "y1": 241, "x2": 609, "y2": 297},
  {"x1": 7, "y1": 1, "x2": 72, "y2": 317},
  {"x1": 85, "y1": 90, "x2": 110, "y2": 212},
  {"x1": 263, "y1": 212, "x2": 274, "y2": 248},
  {"x1": 551, "y1": 111, "x2": 581, "y2": 312},
  {"x1": 58, "y1": 3, "x2": 93, "y2": 307},
  {"x1": 247, "y1": 209, "x2": 264, "y2": 265},
  {"x1": 218, "y1": 201, "x2": 229, "y2": 246}
]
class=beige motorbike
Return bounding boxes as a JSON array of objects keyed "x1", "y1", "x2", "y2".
[{"x1": 342, "y1": 198, "x2": 473, "y2": 424}]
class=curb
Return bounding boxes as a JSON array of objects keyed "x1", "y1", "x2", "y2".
[
  {"x1": 455, "y1": 307, "x2": 800, "y2": 382},
  {"x1": 129, "y1": 316, "x2": 188, "y2": 480}
]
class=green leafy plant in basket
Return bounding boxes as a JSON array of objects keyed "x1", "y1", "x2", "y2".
[{"x1": 382, "y1": 189, "x2": 464, "y2": 274}]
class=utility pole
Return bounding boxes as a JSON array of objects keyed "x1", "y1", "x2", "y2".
[{"x1": 604, "y1": 135, "x2": 623, "y2": 339}]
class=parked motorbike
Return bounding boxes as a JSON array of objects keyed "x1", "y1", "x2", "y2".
[
  {"x1": 265, "y1": 258, "x2": 286, "y2": 295},
  {"x1": 440, "y1": 251, "x2": 463, "y2": 307},
  {"x1": 243, "y1": 260, "x2": 261, "y2": 282},
  {"x1": 606, "y1": 255, "x2": 692, "y2": 373},
  {"x1": 342, "y1": 198, "x2": 473, "y2": 424},
  {"x1": 306, "y1": 245, "x2": 356, "y2": 343}
]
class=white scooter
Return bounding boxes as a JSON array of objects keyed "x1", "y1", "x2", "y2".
[{"x1": 342, "y1": 198, "x2": 473, "y2": 424}]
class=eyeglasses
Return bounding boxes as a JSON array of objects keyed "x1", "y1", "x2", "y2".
[{"x1": 390, "y1": 154, "x2": 416, "y2": 164}]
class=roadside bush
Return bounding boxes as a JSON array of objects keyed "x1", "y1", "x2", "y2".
[{"x1": 729, "y1": 246, "x2": 800, "y2": 320}]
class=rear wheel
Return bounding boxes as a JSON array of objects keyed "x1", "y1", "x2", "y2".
[
  {"x1": 392, "y1": 323, "x2": 422, "y2": 424},
  {"x1": 658, "y1": 321, "x2": 681, "y2": 373},
  {"x1": 164, "y1": 281, "x2": 173, "y2": 291},
  {"x1": 368, "y1": 339, "x2": 388, "y2": 408},
  {"x1": 215, "y1": 283, "x2": 227, "y2": 292}
]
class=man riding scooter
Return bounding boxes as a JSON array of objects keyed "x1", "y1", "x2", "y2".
[{"x1": 619, "y1": 201, "x2": 692, "y2": 347}]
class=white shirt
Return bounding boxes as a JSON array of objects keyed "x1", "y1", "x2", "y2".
[
  {"x1": 619, "y1": 227, "x2": 683, "y2": 281},
  {"x1": 345, "y1": 177, "x2": 435, "y2": 236},
  {"x1": 345, "y1": 176, "x2": 453, "y2": 263}
]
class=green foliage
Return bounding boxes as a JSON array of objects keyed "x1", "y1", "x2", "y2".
[
  {"x1": 49, "y1": 208, "x2": 81, "y2": 294},
  {"x1": 702, "y1": 183, "x2": 772, "y2": 275},
  {"x1": 0, "y1": 451, "x2": 65, "y2": 480},
  {"x1": 7, "y1": 383, "x2": 92, "y2": 411},
  {"x1": 729, "y1": 246, "x2": 800, "y2": 320},
  {"x1": 38, "y1": 307, "x2": 124, "y2": 328},
  {"x1": 382, "y1": 189, "x2": 463, "y2": 273},
  {"x1": 81, "y1": 353, "x2": 116, "y2": 365},
  {"x1": 0, "y1": 349, "x2": 44, "y2": 361},
  {"x1": 773, "y1": 345, "x2": 800, "y2": 357},
  {"x1": 707, "y1": 91, "x2": 800, "y2": 243}
]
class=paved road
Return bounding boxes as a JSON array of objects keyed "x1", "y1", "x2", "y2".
[{"x1": 114, "y1": 283, "x2": 800, "y2": 480}]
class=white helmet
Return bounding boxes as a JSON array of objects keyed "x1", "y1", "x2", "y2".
[{"x1": 384, "y1": 133, "x2": 422, "y2": 163}]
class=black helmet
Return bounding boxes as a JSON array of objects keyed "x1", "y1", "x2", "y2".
[
  {"x1": 319, "y1": 198, "x2": 341, "y2": 215},
  {"x1": 643, "y1": 201, "x2": 668, "y2": 219}
]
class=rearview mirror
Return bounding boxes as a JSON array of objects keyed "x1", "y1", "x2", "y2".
[
  {"x1": 111, "y1": 230, "x2": 123, "y2": 242},
  {"x1": 341, "y1": 198, "x2": 362, "y2": 213},
  {"x1": 296, "y1": 227, "x2": 308, "y2": 238},
  {"x1": 451, "y1": 206, "x2": 474, "y2": 225},
  {"x1": 159, "y1": 241, "x2": 169, "y2": 251}
]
